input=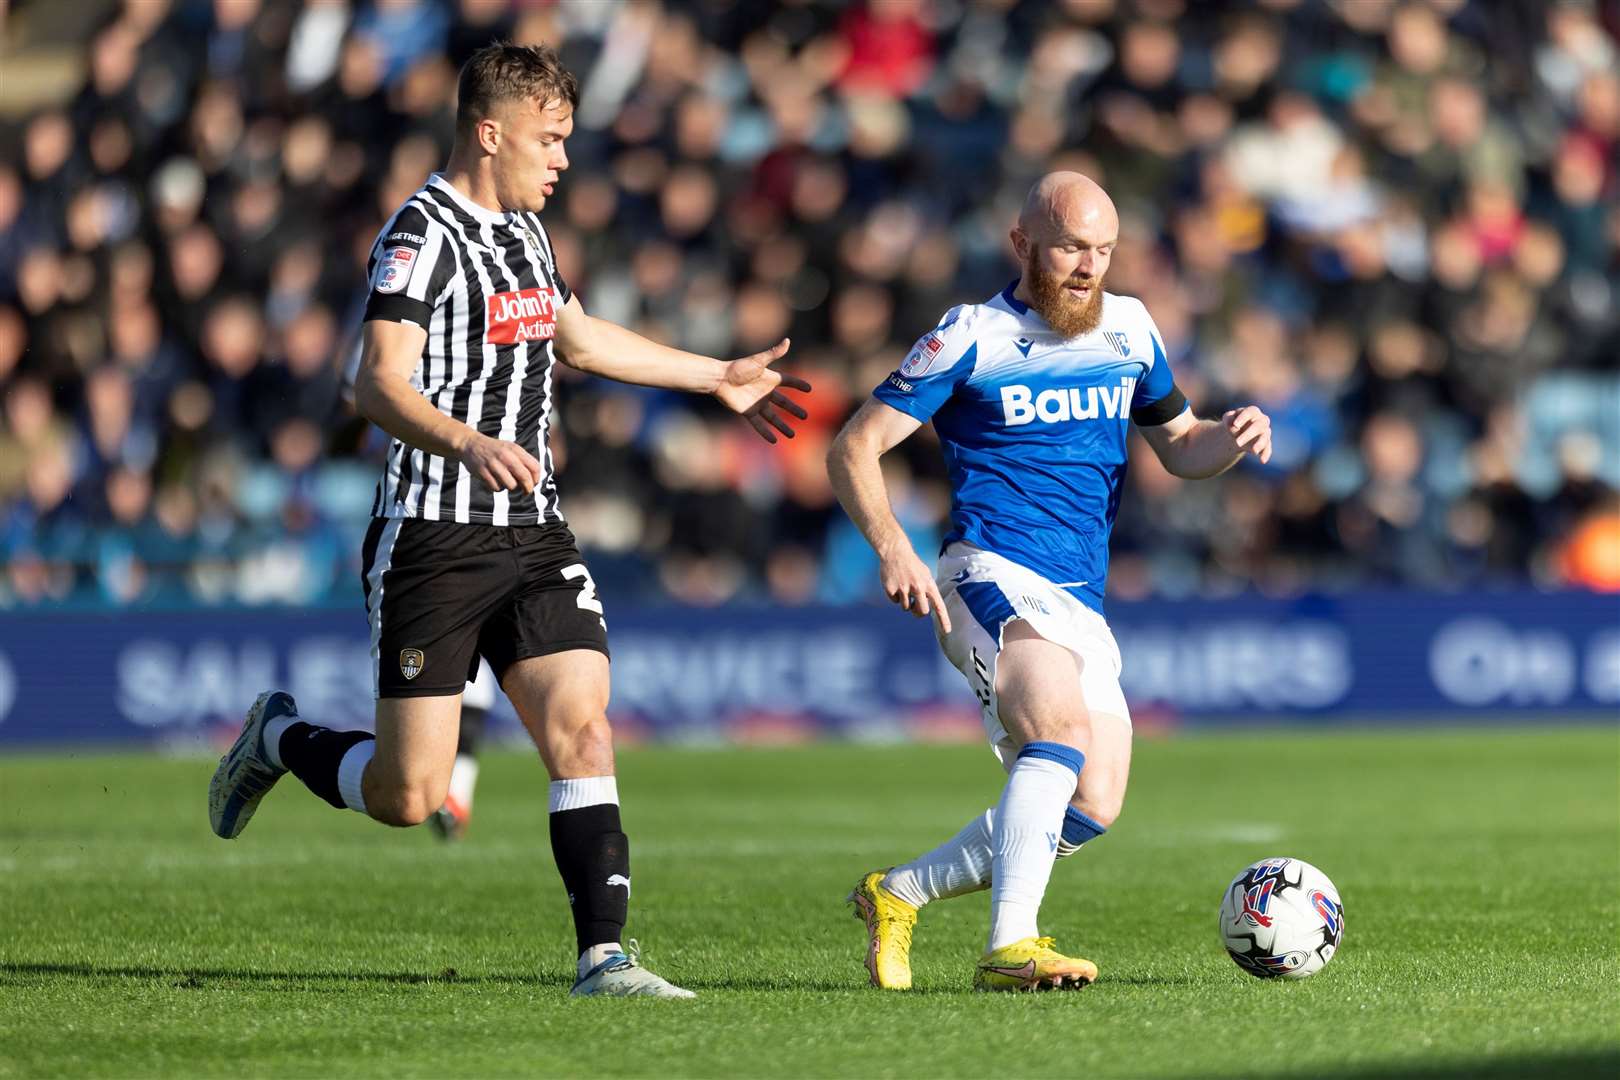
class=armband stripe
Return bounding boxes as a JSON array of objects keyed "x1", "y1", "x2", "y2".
[{"x1": 1131, "y1": 385, "x2": 1187, "y2": 427}]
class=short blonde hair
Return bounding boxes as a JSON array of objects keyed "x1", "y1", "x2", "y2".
[{"x1": 456, "y1": 42, "x2": 579, "y2": 140}]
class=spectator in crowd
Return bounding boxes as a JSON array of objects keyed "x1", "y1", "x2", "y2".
[{"x1": 0, "y1": 0, "x2": 1615, "y2": 610}]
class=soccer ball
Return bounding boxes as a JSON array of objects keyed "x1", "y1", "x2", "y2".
[{"x1": 1218, "y1": 857, "x2": 1344, "y2": 979}]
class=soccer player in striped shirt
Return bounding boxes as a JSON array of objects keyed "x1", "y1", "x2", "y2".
[{"x1": 209, "y1": 42, "x2": 809, "y2": 998}]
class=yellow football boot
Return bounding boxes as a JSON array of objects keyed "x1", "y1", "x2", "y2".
[
  {"x1": 847, "y1": 870, "x2": 918, "y2": 989},
  {"x1": 973, "y1": 936, "x2": 1098, "y2": 992}
]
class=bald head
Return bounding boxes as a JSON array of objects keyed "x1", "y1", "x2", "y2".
[
  {"x1": 1018, "y1": 171, "x2": 1118, "y2": 242},
  {"x1": 1011, "y1": 171, "x2": 1118, "y2": 337}
]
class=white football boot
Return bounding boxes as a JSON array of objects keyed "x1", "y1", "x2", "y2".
[
  {"x1": 570, "y1": 941, "x2": 695, "y2": 999},
  {"x1": 208, "y1": 690, "x2": 294, "y2": 839}
]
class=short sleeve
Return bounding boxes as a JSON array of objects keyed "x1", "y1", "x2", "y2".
[
  {"x1": 1130, "y1": 308, "x2": 1188, "y2": 426},
  {"x1": 872, "y1": 306, "x2": 979, "y2": 422},
  {"x1": 363, "y1": 205, "x2": 455, "y2": 329},
  {"x1": 528, "y1": 215, "x2": 572, "y2": 304}
]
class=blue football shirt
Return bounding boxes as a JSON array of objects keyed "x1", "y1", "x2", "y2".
[{"x1": 872, "y1": 281, "x2": 1187, "y2": 614}]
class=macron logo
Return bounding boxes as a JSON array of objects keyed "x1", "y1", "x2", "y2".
[{"x1": 1000, "y1": 377, "x2": 1136, "y2": 426}]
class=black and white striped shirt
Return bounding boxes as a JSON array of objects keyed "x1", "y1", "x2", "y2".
[{"x1": 362, "y1": 173, "x2": 570, "y2": 526}]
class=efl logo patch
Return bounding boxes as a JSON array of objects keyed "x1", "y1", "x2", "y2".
[
  {"x1": 900, "y1": 333, "x2": 945, "y2": 376},
  {"x1": 375, "y1": 247, "x2": 415, "y2": 294},
  {"x1": 486, "y1": 287, "x2": 558, "y2": 345},
  {"x1": 1104, "y1": 330, "x2": 1130, "y2": 357},
  {"x1": 399, "y1": 648, "x2": 424, "y2": 680}
]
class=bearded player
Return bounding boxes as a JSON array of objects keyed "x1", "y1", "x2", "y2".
[{"x1": 829, "y1": 172, "x2": 1273, "y2": 991}]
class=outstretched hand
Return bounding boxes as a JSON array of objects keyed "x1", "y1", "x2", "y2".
[
  {"x1": 1223, "y1": 405, "x2": 1273, "y2": 465},
  {"x1": 714, "y1": 338, "x2": 812, "y2": 444}
]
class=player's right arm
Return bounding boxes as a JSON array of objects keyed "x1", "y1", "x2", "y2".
[
  {"x1": 352, "y1": 320, "x2": 542, "y2": 494},
  {"x1": 828, "y1": 307, "x2": 979, "y2": 631},
  {"x1": 827, "y1": 399, "x2": 950, "y2": 632}
]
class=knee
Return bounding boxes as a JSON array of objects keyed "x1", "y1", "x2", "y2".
[
  {"x1": 367, "y1": 777, "x2": 446, "y2": 828},
  {"x1": 1073, "y1": 798, "x2": 1122, "y2": 830},
  {"x1": 547, "y1": 711, "x2": 614, "y2": 776},
  {"x1": 564, "y1": 706, "x2": 612, "y2": 743}
]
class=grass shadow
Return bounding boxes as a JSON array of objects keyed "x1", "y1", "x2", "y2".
[
  {"x1": 673, "y1": 973, "x2": 970, "y2": 995},
  {"x1": 1263, "y1": 1050, "x2": 1620, "y2": 1080},
  {"x1": 0, "y1": 960, "x2": 569, "y2": 990}
]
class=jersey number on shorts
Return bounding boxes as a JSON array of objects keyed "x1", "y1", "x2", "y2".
[{"x1": 562, "y1": 563, "x2": 606, "y2": 627}]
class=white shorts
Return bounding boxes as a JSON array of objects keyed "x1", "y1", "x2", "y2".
[{"x1": 935, "y1": 542, "x2": 1130, "y2": 769}]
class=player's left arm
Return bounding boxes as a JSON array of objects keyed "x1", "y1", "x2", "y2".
[
  {"x1": 552, "y1": 294, "x2": 810, "y2": 444},
  {"x1": 1137, "y1": 405, "x2": 1273, "y2": 478},
  {"x1": 1127, "y1": 302, "x2": 1271, "y2": 477}
]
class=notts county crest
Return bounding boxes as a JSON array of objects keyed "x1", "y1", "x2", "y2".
[{"x1": 400, "y1": 648, "x2": 425, "y2": 680}]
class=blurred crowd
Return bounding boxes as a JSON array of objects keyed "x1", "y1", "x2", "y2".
[{"x1": 1, "y1": 0, "x2": 1617, "y2": 610}]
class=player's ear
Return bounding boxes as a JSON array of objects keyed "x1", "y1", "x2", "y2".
[
  {"x1": 476, "y1": 115, "x2": 501, "y2": 156},
  {"x1": 1009, "y1": 226, "x2": 1028, "y2": 260}
]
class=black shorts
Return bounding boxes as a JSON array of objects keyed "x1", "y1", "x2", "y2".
[{"x1": 359, "y1": 518, "x2": 609, "y2": 699}]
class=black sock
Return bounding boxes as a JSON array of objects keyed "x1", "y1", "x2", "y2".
[
  {"x1": 548, "y1": 803, "x2": 629, "y2": 953},
  {"x1": 458, "y1": 706, "x2": 486, "y2": 756},
  {"x1": 278, "y1": 722, "x2": 374, "y2": 809}
]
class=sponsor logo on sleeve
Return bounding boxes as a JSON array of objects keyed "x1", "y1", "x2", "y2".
[
  {"x1": 900, "y1": 333, "x2": 946, "y2": 377},
  {"x1": 375, "y1": 247, "x2": 415, "y2": 294},
  {"x1": 386, "y1": 231, "x2": 427, "y2": 245},
  {"x1": 485, "y1": 287, "x2": 558, "y2": 345}
]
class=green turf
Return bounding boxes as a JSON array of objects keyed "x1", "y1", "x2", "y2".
[{"x1": 2, "y1": 728, "x2": 1617, "y2": 1078}]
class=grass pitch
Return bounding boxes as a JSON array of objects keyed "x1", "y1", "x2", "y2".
[{"x1": 2, "y1": 727, "x2": 1617, "y2": 1078}]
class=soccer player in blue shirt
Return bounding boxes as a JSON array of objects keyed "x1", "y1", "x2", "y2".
[{"x1": 830, "y1": 172, "x2": 1273, "y2": 991}]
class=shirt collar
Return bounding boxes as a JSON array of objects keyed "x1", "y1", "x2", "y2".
[
  {"x1": 428, "y1": 173, "x2": 511, "y2": 227},
  {"x1": 999, "y1": 278, "x2": 1029, "y2": 315}
]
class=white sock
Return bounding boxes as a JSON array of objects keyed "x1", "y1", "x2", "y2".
[
  {"x1": 987, "y1": 752, "x2": 1082, "y2": 951},
  {"x1": 548, "y1": 775, "x2": 618, "y2": 812},
  {"x1": 335, "y1": 739, "x2": 374, "y2": 815},
  {"x1": 447, "y1": 754, "x2": 479, "y2": 811},
  {"x1": 579, "y1": 941, "x2": 625, "y2": 979},
  {"x1": 262, "y1": 716, "x2": 296, "y2": 770},
  {"x1": 882, "y1": 808, "x2": 995, "y2": 908}
]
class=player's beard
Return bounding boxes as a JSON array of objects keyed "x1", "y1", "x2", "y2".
[{"x1": 1023, "y1": 255, "x2": 1105, "y2": 339}]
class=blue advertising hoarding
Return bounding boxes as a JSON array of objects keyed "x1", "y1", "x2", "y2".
[{"x1": 0, "y1": 590, "x2": 1614, "y2": 747}]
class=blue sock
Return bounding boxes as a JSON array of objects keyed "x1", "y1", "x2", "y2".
[
  {"x1": 1057, "y1": 806, "x2": 1107, "y2": 858},
  {"x1": 1017, "y1": 740, "x2": 1086, "y2": 773}
]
